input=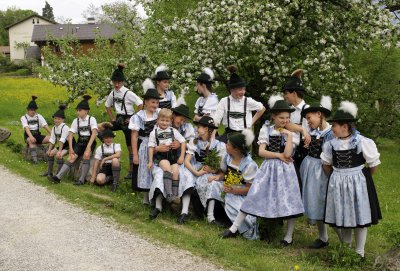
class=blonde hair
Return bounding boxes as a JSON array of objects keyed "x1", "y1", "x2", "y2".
[
  {"x1": 97, "y1": 122, "x2": 113, "y2": 132},
  {"x1": 158, "y1": 108, "x2": 173, "y2": 119}
]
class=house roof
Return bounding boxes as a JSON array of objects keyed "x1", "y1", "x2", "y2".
[
  {"x1": 31, "y1": 24, "x2": 117, "y2": 42},
  {"x1": 0, "y1": 46, "x2": 10, "y2": 54},
  {"x1": 5, "y1": 14, "x2": 57, "y2": 30}
]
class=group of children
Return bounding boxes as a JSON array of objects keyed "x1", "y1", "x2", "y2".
[{"x1": 21, "y1": 64, "x2": 381, "y2": 259}]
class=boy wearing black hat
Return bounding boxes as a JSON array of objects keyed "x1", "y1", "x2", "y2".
[
  {"x1": 20, "y1": 96, "x2": 51, "y2": 164},
  {"x1": 41, "y1": 105, "x2": 74, "y2": 177},
  {"x1": 152, "y1": 64, "x2": 177, "y2": 109},
  {"x1": 212, "y1": 65, "x2": 266, "y2": 143},
  {"x1": 105, "y1": 63, "x2": 143, "y2": 180},
  {"x1": 90, "y1": 123, "x2": 121, "y2": 192},
  {"x1": 51, "y1": 95, "x2": 98, "y2": 185},
  {"x1": 194, "y1": 67, "x2": 219, "y2": 121}
]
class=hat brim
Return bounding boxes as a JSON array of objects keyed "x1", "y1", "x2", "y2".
[
  {"x1": 142, "y1": 95, "x2": 162, "y2": 100},
  {"x1": 301, "y1": 107, "x2": 331, "y2": 118},
  {"x1": 228, "y1": 82, "x2": 247, "y2": 90},
  {"x1": 152, "y1": 75, "x2": 171, "y2": 80},
  {"x1": 327, "y1": 117, "x2": 358, "y2": 123},
  {"x1": 281, "y1": 86, "x2": 306, "y2": 93},
  {"x1": 193, "y1": 120, "x2": 218, "y2": 129},
  {"x1": 172, "y1": 109, "x2": 191, "y2": 119},
  {"x1": 269, "y1": 108, "x2": 295, "y2": 113}
]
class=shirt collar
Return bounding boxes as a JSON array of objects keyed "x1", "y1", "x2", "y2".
[
  {"x1": 229, "y1": 95, "x2": 244, "y2": 102},
  {"x1": 79, "y1": 115, "x2": 89, "y2": 121},
  {"x1": 294, "y1": 100, "x2": 306, "y2": 110}
]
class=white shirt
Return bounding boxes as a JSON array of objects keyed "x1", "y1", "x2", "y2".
[
  {"x1": 289, "y1": 100, "x2": 309, "y2": 144},
  {"x1": 49, "y1": 123, "x2": 70, "y2": 144},
  {"x1": 194, "y1": 93, "x2": 219, "y2": 116},
  {"x1": 176, "y1": 123, "x2": 196, "y2": 142},
  {"x1": 21, "y1": 113, "x2": 47, "y2": 130},
  {"x1": 148, "y1": 126, "x2": 186, "y2": 148},
  {"x1": 212, "y1": 95, "x2": 264, "y2": 131},
  {"x1": 94, "y1": 143, "x2": 122, "y2": 163},
  {"x1": 105, "y1": 86, "x2": 143, "y2": 115},
  {"x1": 70, "y1": 115, "x2": 98, "y2": 136}
]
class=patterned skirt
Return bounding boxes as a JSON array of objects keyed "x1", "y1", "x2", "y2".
[
  {"x1": 137, "y1": 137, "x2": 152, "y2": 190},
  {"x1": 149, "y1": 165, "x2": 164, "y2": 200},
  {"x1": 178, "y1": 163, "x2": 197, "y2": 198}
]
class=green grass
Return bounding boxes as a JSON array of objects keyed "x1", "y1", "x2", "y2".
[{"x1": 0, "y1": 77, "x2": 399, "y2": 271}]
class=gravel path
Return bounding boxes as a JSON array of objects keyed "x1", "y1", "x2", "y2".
[{"x1": 0, "y1": 166, "x2": 225, "y2": 271}]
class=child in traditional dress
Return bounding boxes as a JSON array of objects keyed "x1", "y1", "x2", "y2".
[
  {"x1": 212, "y1": 65, "x2": 265, "y2": 143},
  {"x1": 178, "y1": 116, "x2": 226, "y2": 224},
  {"x1": 129, "y1": 79, "x2": 162, "y2": 203},
  {"x1": 147, "y1": 109, "x2": 186, "y2": 219},
  {"x1": 152, "y1": 64, "x2": 177, "y2": 109},
  {"x1": 300, "y1": 96, "x2": 336, "y2": 248},
  {"x1": 41, "y1": 105, "x2": 73, "y2": 177},
  {"x1": 222, "y1": 95, "x2": 304, "y2": 246},
  {"x1": 51, "y1": 95, "x2": 98, "y2": 185},
  {"x1": 321, "y1": 101, "x2": 381, "y2": 259},
  {"x1": 90, "y1": 123, "x2": 121, "y2": 192},
  {"x1": 194, "y1": 67, "x2": 219, "y2": 121},
  {"x1": 21, "y1": 96, "x2": 51, "y2": 164},
  {"x1": 172, "y1": 104, "x2": 196, "y2": 142},
  {"x1": 207, "y1": 130, "x2": 259, "y2": 239}
]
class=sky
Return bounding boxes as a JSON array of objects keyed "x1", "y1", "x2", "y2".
[{"x1": 1, "y1": 0, "x2": 146, "y2": 23}]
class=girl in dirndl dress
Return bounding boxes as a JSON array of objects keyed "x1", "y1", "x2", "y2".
[
  {"x1": 321, "y1": 101, "x2": 381, "y2": 258},
  {"x1": 129, "y1": 79, "x2": 162, "y2": 204},
  {"x1": 152, "y1": 64, "x2": 177, "y2": 109},
  {"x1": 222, "y1": 95, "x2": 304, "y2": 246},
  {"x1": 178, "y1": 116, "x2": 225, "y2": 224}
]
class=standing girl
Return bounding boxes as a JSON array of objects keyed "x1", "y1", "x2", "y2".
[
  {"x1": 152, "y1": 64, "x2": 177, "y2": 109},
  {"x1": 194, "y1": 67, "x2": 219, "y2": 121},
  {"x1": 222, "y1": 95, "x2": 304, "y2": 246},
  {"x1": 321, "y1": 101, "x2": 381, "y2": 258}
]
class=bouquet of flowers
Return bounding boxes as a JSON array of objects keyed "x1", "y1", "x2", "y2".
[
  {"x1": 221, "y1": 169, "x2": 243, "y2": 198},
  {"x1": 202, "y1": 148, "x2": 221, "y2": 171}
]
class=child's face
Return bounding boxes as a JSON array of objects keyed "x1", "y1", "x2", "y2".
[
  {"x1": 273, "y1": 112, "x2": 290, "y2": 128},
  {"x1": 112, "y1": 80, "x2": 124, "y2": 90},
  {"x1": 53, "y1": 117, "x2": 64, "y2": 126},
  {"x1": 226, "y1": 141, "x2": 237, "y2": 156},
  {"x1": 157, "y1": 80, "x2": 169, "y2": 91},
  {"x1": 283, "y1": 90, "x2": 297, "y2": 105},
  {"x1": 306, "y1": 112, "x2": 322, "y2": 130},
  {"x1": 76, "y1": 109, "x2": 89, "y2": 118},
  {"x1": 158, "y1": 116, "x2": 171, "y2": 130},
  {"x1": 172, "y1": 115, "x2": 186, "y2": 128},
  {"x1": 196, "y1": 125, "x2": 209, "y2": 138},
  {"x1": 230, "y1": 87, "x2": 246, "y2": 99},
  {"x1": 332, "y1": 122, "x2": 350, "y2": 138},
  {"x1": 145, "y1": 99, "x2": 159, "y2": 112},
  {"x1": 27, "y1": 109, "x2": 36, "y2": 117},
  {"x1": 103, "y1": 136, "x2": 113, "y2": 145},
  {"x1": 196, "y1": 82, "x2": 205, "y2": 95}
]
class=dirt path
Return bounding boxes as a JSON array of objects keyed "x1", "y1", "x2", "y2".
[{"x1": 0, "y1": 165, "x2": 225, "y2": 271}]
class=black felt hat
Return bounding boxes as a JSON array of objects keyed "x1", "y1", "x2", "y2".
[
  {"x1": 328, "y1": 101, "x2": 358, "y2": 122},
  {"x1": 101, "y1": 122, "x2": 115, "y2": 138},
  {"x1": 228, "y1": 129, "x2": 255, "y2": 154},
  {"x1": 282, "y1": 69, "x2": 305, "y2": 93},
  {"x1": 227, "y1": 65, "x2": 246, "y2": 90},
  {"x1": 76, "y1": 95, "x2": 91, "y2": 110},
  {"x1": 301, "y1": 96, "x2": 332, "y2": 118},
  {"x1": 193, "y1": 116, "x2": 218, "y2": 129},
  {"x1": 196, "y1": 67, "x2": 214, "y2": 84},
  {"x1": 268, "y1": 95, "x2": 295, "y2": 113},
  {"x1": 142, "y1": 78, "x2": 162, "y2": 100},
  {"x1": 111, "y1": 63, "x2": 126, "y2": 82},
  {"x1": 172, "y1": 104, "x2": 191, "y2": 119},
  {"x1": 53, "y1": 105, "x2": 67, "y2": 119},
  {"x1": 152, "y1": 64, "x2": 171, "y2": 80},
  {"x1": 27, "y1": 96, "x2": 38, "y2": 110}
]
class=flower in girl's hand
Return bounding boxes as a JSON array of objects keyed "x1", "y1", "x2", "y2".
[{"x1": 277, "y1": 127, "x2": 284, "y2": 132}]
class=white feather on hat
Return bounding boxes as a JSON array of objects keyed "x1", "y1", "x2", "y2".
[
  {"x1": 142, "y1": 78, "x2": 155, "y2": 92},
  {"x1": 203, "y1": 67, "x2": 215, "y2": 80},
  {"x1": 339, "y1": 101, "x2": 358, "y2": 118},
  {"x1": 155, "y1": 64, "x2": 168, "y2": 75},
  {"x1": 176, "y1": 86, "x2": 188, "y2": 106},
  {"x1": 268, "y1": 94, "x2": 284, "y2": 109},
  {"x1": 320, "y1": 96, "x2": 332, "y2": 111},
  {"x1": 242, "y1": 129, "x2": 255, "y2": 147}
]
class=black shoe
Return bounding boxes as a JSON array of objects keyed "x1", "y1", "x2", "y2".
[
  {"x1": 210, "y1": 220, "x2": 225, "y2": 228},
  {"x1": 221, "y1": 229, "x2": 238, "y2": 239},
  {"x1": 40, "y1": 172, "x2": 51, "y2": 177},
  {"x1": 124, "y1": 172, "x2": 132, "y2": 180},
  {"x1": 309, "y1": 239, "x2": 329, "y2": 249},
  {"x1": 111, "y1": 183, "x2": 118, "y2": 192},
  {"x1": 177, "y1": 213, "x2": 188, "y2": 224},
  {"x1": 51, "y1": 176, "x2": 61, "y2": 184},
  {"x1": 280, "y1": 240, "x2": 293, "y2": 247},
  {"x1": 74, "y1": 180, "x2": 84, "y2": 186},
  {"x1": 149, "y1": 208, "x2": 161, "y2": 220}
]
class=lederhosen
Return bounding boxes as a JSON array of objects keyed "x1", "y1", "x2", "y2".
[
  {"x1": 112, "y1": 91, "x2": 133, "y2": 146},
  {"x1": 24, "y1": 115, "x2": 46, "y2": 143},
  {"x1": 153, "y1": 127, "x2": 179, "y2": 165},
  {"x1": 99, "y1": 143, "x2": 116, "y2": 177},
  {"x1": 73, "y1": 116, "x2": 97, "y2": 156},
  {"x1": 329, "y1": 147, "x2": 382, "y2": 226},
  {"x1": 53, "y1": 124, "x2": 75, "y2": 150},
  {"x1": 218, "y1": 97, "x2": 247, "y2": 143}
]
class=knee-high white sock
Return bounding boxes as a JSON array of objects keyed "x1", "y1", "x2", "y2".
[
  {"x1": 317, "y1": 221, "x2": 328, "y2": 242},
  {"x1": 229, "y1": 211, "x2": 247, "y2": 233},
  {"x1": 207, "y1": 200, "x2": 216, "y2": 223},
  {"x1": 155, "y1": 194, "x2": 163, "y2": 211},
  {"x1": 333, "y1": 227, "x2": 343, "y2": 243},
  {"x1": 283, "y1": 218, "x2": 296, "y2": 243},
  {"x1": 355, "y1": 228, "x2": 367, "y2": 257},
  {"x1": 181, "y1": 194, "x2": 191, "y2": 215},
  {"x1": 143, "y1": 192, "x2": 150, "y2": 205},
  {"x1": 341, "y1": 228, "x2": 353, "y2": 246}
]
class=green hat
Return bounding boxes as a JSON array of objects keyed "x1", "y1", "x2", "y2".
[
  {"x1": 152, "y1": 64, "x2": 171, "y2": 80},
  {"x1": 27, "y1": 96, "x2": 38, "y2": 110},
  {"x1": 76, "y1": 95, "x2": 91, "y2": 110},
  {"x1": 268, "y1": 95, "x2": 295, "y2": 113},
  {"x1": 328, "y1": 101, "x2": 358, "y2": 122},
  {"x1": 227, "y1": 65, "x2": 246, "y2": 90},
  {"x1": 172, "y1": 104, "x2": 191, "y2": 119},
  {"x1": 53, "y1": 105, "x2": 67, "y2": 119},
  {"x1": 228, "y1": 129, "x2": 255, "y2": 154},
  {"x1": 111, "y1": 63, "x2": 126, "y2": 82},
  {"x1": 282, "y1": 69, "x2": 305, "y2": 93},
  {"x1": 196, "y1": 67, "x2": 214, "y2": 84},
  {"x1": 142, "y1": 78, "x2": 162, "y2": 100},
  {"x1": 193, "y1": 116, "x2": 218, "y2": 129},
  {"x1": 301, "y1": 96, "x2": 332, "y2": 118}
]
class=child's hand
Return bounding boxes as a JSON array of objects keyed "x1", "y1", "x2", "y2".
[
  {"x1": 89, "y1": 177, "x2": 95, "y2": 186},
  {"x1": 133, "y1": 155, "x2": 139, "y2": 165},
  {"x1": 56, "y1": 151, "x2": 63, "y2": 159},
  {"x1": 302, "y1": 130, "x2": 311, "y2": 145},
  {"x1": 170, "y1": 140, "x2": 180, "y2": 150},
  {"x1": 203, "y1": 165, "x2": 212, "y2": 173},
  {"x1": 223, "y1": 185, "x2": 233, "y2": 193},
  {"x1": 46, "y1": 149, "x2": 52, "y2": 156},
  {"x1": 278, "y1": 128, "x2": 291, "y2": 135},
  {"x1": 196, "y1": 168, "x2": 207, "y2": 176},
  {"x1": 207, "y1": 175, "x2": 218, "y2": 183},
  {"x1": 84, "y1": 149, "x2": 91, "y2": 158},
  {"x1": 147, "y1": 161, "x2": 153, "y2": 169},
  {"x1": 277, "y1": 153, "x2": 293, "y2": 164},
  {"x1": 157, "y1": 144, "x2": 170, "y2": 153},
  {"x1": 68, "y1": 151, "x2": 75, "y2": 160},
  {"x1": 177, "y1": 156, "x2": 184, "y2": 165},
  {"x1": 29, "y1": 136, "x2": 36, "y2": 143},
  {"x1": 100, "y1": 159, "x2": 105, "y2": 169}
]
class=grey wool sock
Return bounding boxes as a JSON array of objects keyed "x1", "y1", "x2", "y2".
[
  {"x1": 47, "y1": 156, "x2": 55, "y2": 175},
  {"x1": 56, "y1": 161, "x2": 73, "y2": 179},
  {"x1": 163, "y1": 171, "x2": 173, "y2": 197},
  {"x1": 172, "y1": 180, "x2": 179, "y2": 197},
  {"x1": 112, "y1": 166, "x2": 121, "y2": 186},
  {"x1": 31, "y1": 147, "x2": 38, "y2": 163},
  {"x1": 56, "y1": 159, "x2": 64, "y2": 174},
  {"x1": 79, "y1": 159, "x2": 91, "y2": 183}
]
